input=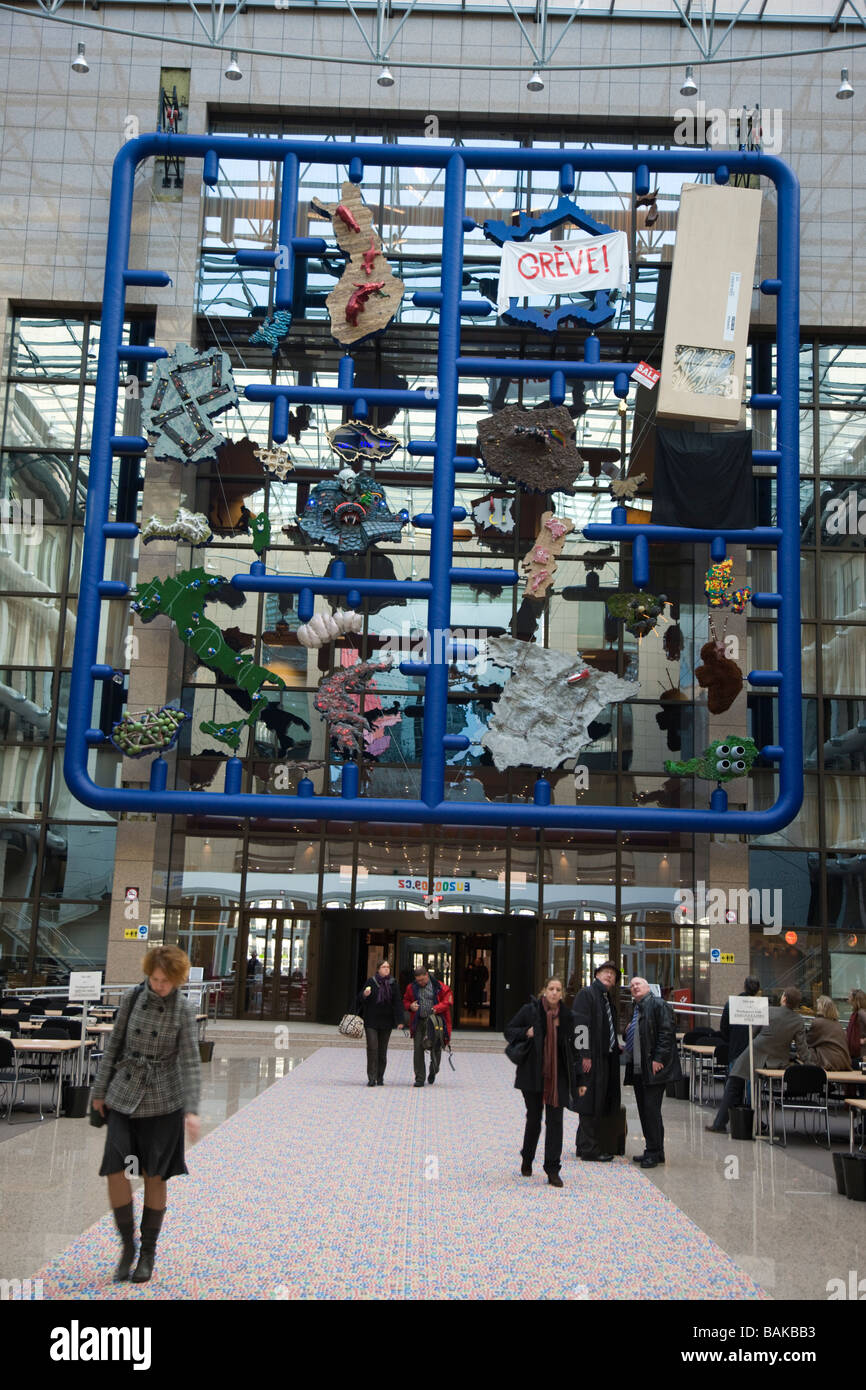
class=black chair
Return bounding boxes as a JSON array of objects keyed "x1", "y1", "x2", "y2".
[
  {"x1": 711, "y1": 1043, "x2": 730, "y2": 1103},
  {"x1": 0, "y1": 1037, "x2": 44, "y2": 1123},
  {"x1": 779, "y1": 1065, "x2": 831, "y2": 1148}
]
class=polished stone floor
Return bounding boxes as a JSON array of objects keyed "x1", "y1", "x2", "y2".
[{"x1": 1, "y1": 1027, "x2": 863, "y2": 1300}]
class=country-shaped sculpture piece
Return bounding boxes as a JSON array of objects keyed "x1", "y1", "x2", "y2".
[
  {"x1": 607, "y1": 590, "x2": 669, "y2": 639},
  {"x1": 297, "y1": 609, "x2": 364, "y2": 648},
  {"x1": 328, "y1": 420, "x2": 400, "y2": 467},
  {"x1": 298, "y1": 468, "x2": 408, "y2": 554},
  {"x1": 110, "y1": 705, "x2": 189, "y2": 757},
  {"x1": 140, "y1": 507, "x2": 213, "y2": 547},
  {"x1": 483, "y1": 196, "x2": 624, "y2": 333},
  {"x1": 254, "y1": 445, "x2": 294, "y2": 482},
  {"x1": 142, "y1": 344, "x2": 239, "y2": 465},
  {"x1": 695, "y1": 638, "x2": 743, "y2": 715},
  {"x1": 479, "y1": 636, "x2": 640, "y2": 772},
  {"x1": 131, "y1": 567, "x2": 285, "y2": 750},
  {"x1": 471, "y1": 492, "x2": 515, "y2": 544},
  {"x1": 314, "y1": 658, "x2": 393, "y2": 759},
  {"x1": 665, "y1": 737, "x2": 759, "y2": 783},
  {"x1": 521, "y1": 511, "x2": 574, "y2": 598},
  {"x1": 705, "y1": 557, "x2": 751, "y2": 613},
  {"x1": 249, "y1": 308, "x2": 293, "y2": 353},
  {"x1": 311, "y1": 183, "x2": 404, "y2": 346},
  {"x1": 477, "y1": 405, "x2": 583, "y2": 493}
]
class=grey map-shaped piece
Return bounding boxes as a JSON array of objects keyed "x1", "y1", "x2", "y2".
[
  {"x1": 480, "y1": 636, "x2": 640, "y2": 771},
  {"x1": 142, "y1": 343, "x2": 239, "y2": 464}
]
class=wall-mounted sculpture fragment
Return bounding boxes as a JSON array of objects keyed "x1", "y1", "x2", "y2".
[
  {"x1": 328, "y1": 420, "x2": 401, "y2": 466},
  {"x1": 665, "y1": 737, "x2": 759, "y2": 782},
  {"x1": 479, "y1": 636, "x2": 640, "y2": 771},
  {"x1": 254, "y1": 445, "x2": 294, "y2": 481},
  {"x1": 141, "y1": 507, "x2": 213, "y2": 547},
  {"x1": 297, "y1": 609, "x2": 364, "y2": 648},
  {"x1": 142, "y1": 344, "x2": 238, "y2": 464},
  {"x1": 298, "y1": 469, "x2": 408, "y2": 554},
  {"x1": 315, "y1": 658, "x2": 393, "y2": 758},
  {"x1": 520, "y1": 511, "x2": 574, "y2": 598},
  {"x1": 477, "y1": 405, "x2": 583, "y2": 493},
  {"x1": 311, "y1": 182, "x2": 404, "y2": 345},
  {"x1": 110, "y1": 705, "x2": 189, "y2": 757}
]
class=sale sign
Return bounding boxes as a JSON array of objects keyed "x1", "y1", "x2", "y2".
[{"x1": 497, "y1": 231, "x2": 629, "y2": 314}]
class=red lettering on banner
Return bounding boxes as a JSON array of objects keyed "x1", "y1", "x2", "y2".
[
  {"x1": 538, "y1": 251, "x2": 555, "y2": 276},
  {"x1": 565, "y1": 246, "x2": 583, "y2": 275},
  {"x1": 517, "y1": 251, "x2": 540, "y2": 280},
  {"x1": 585, "y1": 247, "x2": 598, "y2": 274},
  {"x1": 552, "y1": 246, "x2": 567, "y2": 277},
  {"x1": 601, "y1": 243, "x2": 610, "y2": 272}
]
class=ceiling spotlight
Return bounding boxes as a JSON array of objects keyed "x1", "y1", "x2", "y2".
[
  {"x1": 527, "y1": 68, "x2": 545, "y2": 92},
  {"x1": 71, "y1": 41, "x2": 89, "y2": 74},
  {"x1": 377, "y1": 66, "x2": 395, "y2": 87},
  {"x1": 836, "y1": 67, "x2": 854, "y2": 99},
  {"x1": 680, "y1": 64, "x2": 697, "y2": 97},
  {"x1": 224, "y1": 50, "x2": 243, "y2": 81}
]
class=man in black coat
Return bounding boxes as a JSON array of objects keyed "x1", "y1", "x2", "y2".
[
  {"x1": 624, "y1": 977, "x2": 682, "y2": 1168},
  {"x1": 719, "y1": 975, "x2": 762, "y2": 1067},
  {"x1": 572, "y1": 961, "x2": 622, "y2": 1162}
]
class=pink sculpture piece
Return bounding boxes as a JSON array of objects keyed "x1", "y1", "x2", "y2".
[{"x1": 520, "y1": 510, "x2": 574, "y2": 598}]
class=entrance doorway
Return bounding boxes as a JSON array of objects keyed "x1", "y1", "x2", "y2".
[
  {"x1": 318, "y1": 910, "x2": 535, "y2": 1030},
  {"x1": 243, "y1": 913, "x2": 311, "y2": 1019}
]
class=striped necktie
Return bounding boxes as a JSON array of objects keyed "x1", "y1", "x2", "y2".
[{"x1": 626, "y1": 1005, "x2": 641, "y2": 1062}]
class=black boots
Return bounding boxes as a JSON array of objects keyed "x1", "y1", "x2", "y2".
[
  {"x1": 112, "y1": 1202, "x2": 136, "y2": 1282},
  {"x1": 131, "y1": 1206, "x2": 165, "y2": 1284}
]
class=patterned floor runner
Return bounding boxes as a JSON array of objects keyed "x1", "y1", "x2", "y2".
[{"x1": 35, "y1": 1047, "x2": 766, "y2": 1300}]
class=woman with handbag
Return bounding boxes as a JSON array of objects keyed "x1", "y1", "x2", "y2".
[
  {"x1": 91, "y1": 945, "x2": 201, "y2": 1284},
  {"x1": 358, "y1": 959, "x2": 404, "y2": 1086},
  {"x1": 504, "y1": 977, "x2": 582, "y2": 1187}
]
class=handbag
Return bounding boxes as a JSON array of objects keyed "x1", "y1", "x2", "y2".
[
  {"x1": 339, "y1": 1013, "x2": 365, "y2": 1039},
  {"x1": 505, "y1": 1035, "x2": 533, "y2": 1066},
  {"x1": 89, "y1": 983, "x2": 144, "y2": 1121}
]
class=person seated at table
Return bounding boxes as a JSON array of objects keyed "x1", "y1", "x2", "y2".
[
  {"x1": 808, "y1": 996, "x2": 852, "y2": 1073},
  {"x1": 705, "y1": 987, "x2": 815, "y2": 1135}
]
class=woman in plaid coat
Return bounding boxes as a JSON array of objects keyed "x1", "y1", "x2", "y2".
[{"x1": 92, "y1": 945, "x2": 201, "y2": 1284}]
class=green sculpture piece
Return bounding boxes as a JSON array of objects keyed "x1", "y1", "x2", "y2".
[
  {"x1": 664, "y1": 737, "x2": 759, "y2": 783},
  {"x1": 200, "y1": 696, "x2": 270, "y2": 751},
  {"x1": 131, "y1": 567, "x2": 285, "y2": 750},
  {"x1": 251, "y1": 512, "x2": 271, "y2": 556}
]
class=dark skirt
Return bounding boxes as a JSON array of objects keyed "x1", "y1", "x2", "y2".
[{"x1": 99, "y1": 1107, "x2": 188, "y2": 1180}]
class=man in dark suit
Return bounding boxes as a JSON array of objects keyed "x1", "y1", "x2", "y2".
[
  {"x1": 706, "y1": 986, "x2": 815, "y2": 1134},
  {"x1": 573, "y1": 961, "x2": 622, "y2": 1162},
  {"x1": 624, "y1": 977, "x2": 682, "y2": 1168}
]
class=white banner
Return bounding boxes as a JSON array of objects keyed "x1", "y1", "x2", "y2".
[{"x1": 497, "y1": 231, "x2": 630, "y2": 314}]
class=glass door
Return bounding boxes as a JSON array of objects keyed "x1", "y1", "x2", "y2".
[
  {"x1": 457, "y1": 933, "x2": 494, "y2": 1028},
  {"x1": 243, "y1": 914, "x2": 312, "y2": 1019}
]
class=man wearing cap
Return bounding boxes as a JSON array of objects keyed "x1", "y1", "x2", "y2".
[
  {"x1": 572, "y1": 961, "x2": 622, "y2": 1162},
  {"x1": 403, "y1": 965, "x2": 453, "y2": 1087}
]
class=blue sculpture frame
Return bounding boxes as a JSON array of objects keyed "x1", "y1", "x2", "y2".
[{"x1": 65, "y1": 135, "x2": 801, "y2": 833}]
